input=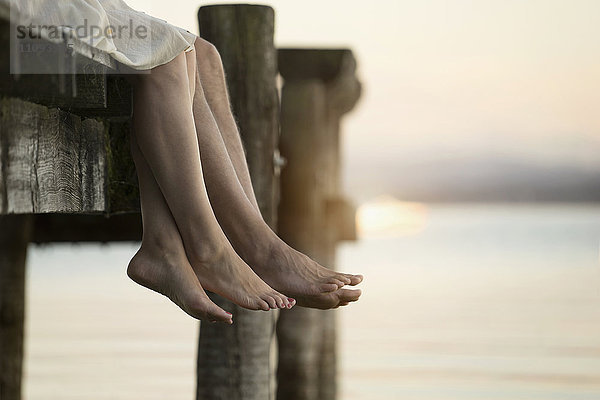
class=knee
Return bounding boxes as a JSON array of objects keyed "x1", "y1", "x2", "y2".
[
  {"x1": 194, "y1": 37, "x2": 223, "y2": 68},
  {"x1": 140, "y1": 52, "x2": 189, "y2": 89}
]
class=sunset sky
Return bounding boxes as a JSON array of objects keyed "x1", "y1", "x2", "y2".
[{"x1": 129, "y1": 0, "x2": 600, "y2": 202}]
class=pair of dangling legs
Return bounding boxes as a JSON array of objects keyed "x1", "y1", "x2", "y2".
[{"x1": 127, "y1": 38, "x2": 362, "y2": 324}]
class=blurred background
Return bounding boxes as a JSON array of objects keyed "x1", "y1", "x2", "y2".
[{"x1": 24, "y1": 1, "x2": 600, "y2": 399}]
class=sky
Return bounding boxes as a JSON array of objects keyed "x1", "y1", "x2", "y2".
[{"x1": 127, "y1": 0, "x2": 600, "y2": 202}]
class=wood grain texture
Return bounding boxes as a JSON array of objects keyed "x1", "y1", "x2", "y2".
[
  {"x1": 74, "y1": 76, "x2": 133, "y2": 120},
  {"x1": 0, "y1": 97, "x2": 107, "y2": 214},
  {"x1": 197, "y1": 5, "x2": 278, "y2": 400}
]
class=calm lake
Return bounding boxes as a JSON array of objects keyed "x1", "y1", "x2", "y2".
[{"x1": 23, "y1": 203, "x2": 600, "y2": 399}]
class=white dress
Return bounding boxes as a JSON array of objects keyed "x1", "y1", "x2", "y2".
[{"x1": 2, "y1": 0, "x2": 197, "y2": 70}]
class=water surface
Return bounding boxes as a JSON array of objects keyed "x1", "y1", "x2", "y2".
[{"x1": 24, "y1": 203, "x2": 600, "y2": 399}]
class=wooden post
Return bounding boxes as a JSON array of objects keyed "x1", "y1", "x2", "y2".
[
  {"x1": 0, "y1": 215, "x2": 32, "y2": 400},
  {"x1": 277, "y1": 49, "x2": 361, "y2": 400},
  {"x1": 196, "y1": 5, "x2": 279, "y2": 400}
]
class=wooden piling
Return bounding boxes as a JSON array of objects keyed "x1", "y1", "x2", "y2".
[
  {"x1": 0, "y1": 215, "x2": 32, "y2": 400},
  {"x1": 277, "y1": 49, "x2": 361, "y2": 400},
  {"x1": 196, "y1": 5, "x2": 279, "y2": 400}
]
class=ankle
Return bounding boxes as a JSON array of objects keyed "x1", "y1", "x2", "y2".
[
  {"x1": 238, "y1": 230, "x2": 279, "y2": 267},
  {"x1": 140, "y1": 234, "x2": 184, "y2": 264},
  {"x1": 186, "y1": 237, "x2": 227, "y2": 265}
]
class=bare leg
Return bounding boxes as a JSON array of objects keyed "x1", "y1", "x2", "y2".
[
  {"x1": 127, "y1": 132, "x2": 233, "y2": 324},
  {"x1": 129, "y1": 51, "x2": 291, "y2": 311},
  {"x1": 190, "y1": 39, "x2": 260, "y2": 211},
  {"x1": 192, "y1": 39, "x2": 362, "y2": 309}
]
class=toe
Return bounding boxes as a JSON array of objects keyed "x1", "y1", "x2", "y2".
[
  {"x1": 321, "y1": 282, "x2": 339, "y2": 293},
  {"x1": 287, "y1": 298, "x2": 296, "y2": 308},
  {"x1": 258, "y1": 299, "x2": 271, "y2": 311},
  {"x1": 188, "y1": 298, "x2": 232, "y2": 324},
  {"x1": 207, "y1": 309, "x2": 233, "y2": 324},
  {"x1": 348, "y1": 274, "x2": 363, "y2": 285},
  {"x1": 274, "y1": 293, "x2": 286, "y2": 308},
  {"x1": 333, "y1": 301, "x2": 349, "y2": 309},
  {"x1": 330, "y1": 278, "x2": 346, "y2": 288},
  {"x1": 338, "y1": 288, "x2": 362, "y2": 303},
  {"x1": 263, "y1": 295, "x2": 278, "y2": 309},
  {"x1": 281, "y1": 294, "x2": 293, "y2": 308},
  {"x1": 336, "y1": 275, "x2": 352, "y2": 285}
]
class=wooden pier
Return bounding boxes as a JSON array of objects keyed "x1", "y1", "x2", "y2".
[{"x1": 0, "y1": 4, "x2": 360, "y2": 400}]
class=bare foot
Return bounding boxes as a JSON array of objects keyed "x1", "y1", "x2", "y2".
[
  {"x1": 248, "y1": 239, "x2": 363, "y2": 309},
  {"x1": 187, "y1": 240, "x2": 295, "y2": 311},
  {"x1": 127, "y1": 245, "x2": 233, "y2": 324}
]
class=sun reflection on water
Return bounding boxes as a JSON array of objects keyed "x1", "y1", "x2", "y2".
[{"x1": 356, "y1": 195, "x2": 429, "y2": 238}]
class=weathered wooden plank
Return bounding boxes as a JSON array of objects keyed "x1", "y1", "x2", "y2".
[
  {"x1": 196, "y1": 5, "x2": 278, "y2": 400},
  {"x1": 0, "y1": 73, "x2": 108, "y2": 111},
  {"x1": 0, "y1": 97, "x2": 108, "y2": 214},
  {"x1": 105, "y1": 120, "x2": 139, "y2": 213},
  {"x1": 32, "y1": 213, "x2": 141, "y2": 243},
  {"x1": 0, "y1": 19, "x2": 111, "y2": 110},
  {"x1": 0, "y1": 214, "x2": 32, "y2": 400},
  {"x1": 73, "y1": 76, "x2": 133, "y2": 120}
]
